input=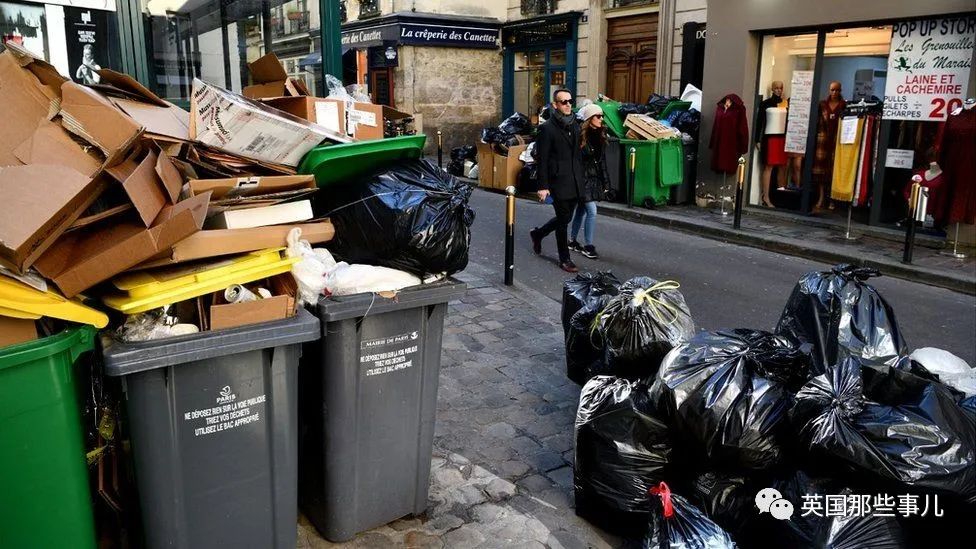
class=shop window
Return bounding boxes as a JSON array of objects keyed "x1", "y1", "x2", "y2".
[
  {"x1": 606, "y1": 0, "x2": 657, "y2": 8},
  {"x1": 144, "y1": 0, "x2": 325, "y2": 103},
  {"x1": 359, "y1": 0, "x2": 380, "y2": 19},
  {"x1": 514, "y1": 49, "x2": 554, "y2": 119}
]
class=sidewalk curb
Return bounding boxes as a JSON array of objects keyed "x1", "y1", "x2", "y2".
[
  {"x1": 461, "y1": 261, "x2": 563, "y2": 324},
  {"x1": 596, "y1": 203, "x2": 976, "y2": 296}
]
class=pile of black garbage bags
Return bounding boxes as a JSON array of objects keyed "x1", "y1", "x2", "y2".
[
  {"x1": 481, "y1": 112, "x2": 535, "y2": 155},
  {"x1": 564, "y1": 265, "x2": 975, "y2": 548},
  {"x1": 447, "y1": 145, "x2": 477, "y2": 177}
]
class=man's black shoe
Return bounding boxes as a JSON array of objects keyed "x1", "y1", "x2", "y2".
[{"x1": 559, "y1": 260, "x2": 579, "y2": 273}]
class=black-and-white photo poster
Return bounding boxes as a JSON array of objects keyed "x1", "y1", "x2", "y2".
[{"x1": 64, "y1": 6, "x2": 108, "y2": 84}]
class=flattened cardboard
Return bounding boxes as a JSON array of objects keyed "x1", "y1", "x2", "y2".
[
  {"x1": 135, "y1": 221, "x2": 335, "y2": 268},
  {"x1": 0, "y1": 49, "x2": 62, "y2": 166},
  {"x1": 243, "y1": 52, "x2": 310, "y2": 100},
  {"x1": 59, "y1": 82, "x2": 142, "y2": 162},
  {"x1": 12, "y1": 119, "x2": 103, "y2": 177},
  {"x1": 153, "y1": 148, "x2": 184, "y2": 204},
  {"x1": 476, "y1": 142, "x2": 494, "y2": 189},
  {"x1": 33, "y1": 192, "x2": 210, "y2": 298},
  {"x1": 0, "y1": 164, "x2": 104, "y2": 273},
  {"x1": 210, "y1": 295, "x2": 294, "y2": 330},
  {"x1": 95, "y1": 69, "x2": 170, "y2": 107},
  {"x1": 187, "y1": 175, "x2": 315, "y2": 199},
  {"x1": 0, "y1": 316, "x2": 38, "y2": 347},
  {"x1": 112, "y1": 98, "x2": 191, "y2": 142}
]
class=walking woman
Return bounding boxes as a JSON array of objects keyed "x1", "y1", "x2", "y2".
[{"x1": 568, "y1": 104, "x2": 610, "y2": 260}]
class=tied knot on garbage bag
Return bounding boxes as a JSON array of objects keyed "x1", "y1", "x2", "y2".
[
  {"x1": 594, "y1": 277, "x2": 694, "y2": 380},
  {"x1": 562, "y1": 272, "x2": 623, "y2": 385},
  {"x1": 644, "y1": 483, "x2": 736, "y2": 549},
  {"x1": 649, "y1": 482, "x2": 675, "y2": 519},
  {"x1": 649, "y1": 329, "x2": 811, "y2": 471}
]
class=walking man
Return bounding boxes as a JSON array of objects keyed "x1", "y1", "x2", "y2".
[{"x1": 530, "y1": 89, "x2": 585, "y2": 273}]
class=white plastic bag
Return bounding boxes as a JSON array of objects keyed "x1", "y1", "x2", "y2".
[
  {"x1": 519, "y1": 142, "x2": 536, "y2": 164},
  {"x1": 326, "y1": 263, "x2": 421, "y2": 296},
  {"x1": 286, "y1": 228, "x2": 332, "y2": 306},
  {"x1": 680, "y1": 83, "x2": 703, "y2": 112},
  {"x1": 911, "y1": 347, "x2": 976, "y2": 396}
]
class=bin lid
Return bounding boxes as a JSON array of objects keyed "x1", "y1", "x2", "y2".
[
  {"x1": 298, "y1": 135, "x2": 427, "y2": 188},
  {"x1": 0, "y1": 277, "x2": 108, "y2": 328},
  {"x1": 315, "y1": 279, "x2": 467, "y2": 322},
  {"x1": 102, "y1": 248, "x2": 297, "y2": 314},
  {"x1": 102, "y1": 307, "x2": 319, "y2": 376},
  {"x1": 0, "y1": 325, "x2": 95, "y2": 370}
]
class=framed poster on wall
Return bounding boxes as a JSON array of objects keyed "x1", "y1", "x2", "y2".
[
  {"x1": 64, "y1": 6, "x2": 110, "y2": 84},
  {"x1": 0, "y1": 1, "x2": 48, "y2": 59}
]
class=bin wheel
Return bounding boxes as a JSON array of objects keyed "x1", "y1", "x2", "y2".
[{"x1": 643, "y1": 198, "x2": 656, "y2": 209}]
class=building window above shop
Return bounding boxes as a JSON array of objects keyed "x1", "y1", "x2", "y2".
[
  {"x1": 605, "y1": 0, "x2": 658, "y2": 9},
  {"x1": 521, "y1": 0, "x2": 557, "y2": 17},
  {"x1": 359, "y1": 0, "x2": 381, "y2": 19},
  {"x1": 339, "y1": 0, "x2": 347, "y2": 23}
]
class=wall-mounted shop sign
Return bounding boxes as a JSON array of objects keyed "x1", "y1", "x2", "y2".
[
  {"x1": 503, "y1": 17, "x2": 575, "y2": 47},
  {"x1": 342, "y1": 20, "x2": 499, "y2": 49},
  {"x1": 883, "y1": 15, "x2": 976, "y2": 121}
]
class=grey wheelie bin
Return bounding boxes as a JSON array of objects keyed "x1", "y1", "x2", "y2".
[
  {"x1": 102, "y1": 309, "x2": 319, "y2": 549},
  {"x1": 299, "y1": 280, "x2": 467, "y2": 542}
]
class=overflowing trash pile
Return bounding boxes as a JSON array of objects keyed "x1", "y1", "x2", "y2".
[{"x1": 564, "y1": 265, "x2": 975, "y2": 548}]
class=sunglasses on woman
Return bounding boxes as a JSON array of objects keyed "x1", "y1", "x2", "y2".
[{"x1": 592, "y1": 114, "x2": 604, "y2": 119}]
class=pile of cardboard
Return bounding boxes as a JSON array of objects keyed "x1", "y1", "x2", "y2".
[
  {"x1": 476, "y1": 141, "x2": 528, "y2": 191},
  {"x1": 0, "y1": 43, "x2": 342, "y2": 346},
  {"x1": 624, "y1": 114, "x2": 682, "y2": 140}
]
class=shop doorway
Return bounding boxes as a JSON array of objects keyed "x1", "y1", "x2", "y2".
[{"x1": 605, "y1": 14, "x2": 659, "y2": 104}]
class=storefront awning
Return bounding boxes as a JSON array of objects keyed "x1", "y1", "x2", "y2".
[{"x1": 298, "y1": 51, "x2": 321, "y2": 68}]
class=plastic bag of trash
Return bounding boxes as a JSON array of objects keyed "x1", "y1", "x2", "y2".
[
  {"x1": 643, "y1": 482, "x2": 736, "y2": 549},
  {"x1": 776, "y1": 264, "x2": 907, "y2": 375},
  {"x1": 646, "y1": 94, "x2": 674, "y2": 117},
  {"x1": 325, "y1": 74, "x2": 355, "y2": 102},
  {"x1": 519, "y1": 142, "x2": 536, "y2": 164},
  {"x1": 481, "y1": 127, "x2": 510, "y2": 145},
  {"x1": 673, "y1": 109, "x2": 701, "y2": 136},
  {"x1": 118, "y1": 308, "x2": 199, "y2": 342},
  {"x1": 910, "y1": 347, "x2": 976, "y2": 396},
  {"x1": 686, "y1": 471, "x2": 755, "y2": 534},
  {"x1": 596, "y1": 277, "x2": 695, "y2": 380},
  {"x1": 498, "y1": 112, "x2": 532, "y2": 135},
  {"x1": 650, "y1": 329, "x2": 811, "y2": 471},
  {"x1": 326, "y1": 263, "x2": 421, "y2": 297},
  {"x1": 575, "y1": 376, "x2": 672, "y2": 536},
  {"x1": 315, "y1": 159, "x2": 475, "y2": 277},
  {"x1": 562, "y1": 272, "x2": 622, "y2": 384},
  {"x1": 287, "y1": 227, "x2": 332, "y2": 305},
  {"x1": 450, "y1": 145, "x2": 477, "y2": 161},
  {"x1": 790, "y1": 357, "x2": 976, "y2": 502}
]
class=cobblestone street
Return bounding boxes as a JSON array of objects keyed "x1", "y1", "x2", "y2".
[{"x1": 297, "y1": 261, "x2": 623, "y2": 548}]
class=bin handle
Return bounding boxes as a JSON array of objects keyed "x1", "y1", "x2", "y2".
[{"x1": 70, "y1": 326, "x2": 96, "y2": 363}]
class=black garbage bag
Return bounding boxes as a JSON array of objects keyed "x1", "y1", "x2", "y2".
[
  {"x1": 481, "y1": 127, "x2": 511, "y2": 145},
  {"x1": 596, "y1": 277, "x2": 695, "y2": 380},
  {"x1": 562, "y1": 273, "x2": 622, "y2": 385},
  {"x1": 498, "y1": 112, "x2": 532, "y2": 135},
  {"x1": 789, "y1": 357, "x2": 976, "y2": 502},
  {"x1": 686, "y1": 471, "x2": 756, "y2": 534},
  {"x1": 776, "y1": 264, "x2": 907, "y2": 375},
  {"x1": 646, "y1": 94, "x2": 674, "y2": 117},
  {"x1": 446, "y1": 158, "x2": 465, "y2": 177},
  {"x1": 494, "y1": 134, "x2": 532, "y2": 156},
  {"x1": 575, "y1": 376, "x2": 672, "y2": 536},
  {"x1": 673, "y1": 109, "x2": 701, "y2": 136},
  {"x1": 649, "y1": 329, "x2": 810, "y2": 471},
  {"x1": 644, "y1": 482, "x2": 737, "y2": 549},
  {"x1": 316, "y1": 159, "x2": 475, "y2": 276},
  {"x1": 449, "y1": 145, "x2": 477, "y2": 162},
  {"x1": 618, "y1": 102, "x2": 651, "y2": 117},
  {"x1": 517, "y1": 164, "x2": 540, "y2": 193}
]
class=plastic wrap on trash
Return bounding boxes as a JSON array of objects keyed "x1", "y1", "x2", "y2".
[
  {"x1": 325, "y1": 263, "x2": 421, "y2": 296},
  {"x1": 575, "y1": 376, "x2": 672, "y2": 536},
  {"x1": 325, "y1": 74, "x2": 355, "y2": 102},
  {"x1": 562, "y1": 273, "x2": 623, "y2": 384},
  {"x1": 776, "y1": 264, "x2": 907, "y2": 375},
  {"x1": 117, "y1": 309, "x2": 199, "y2": 342},
  {"x1": 789, "y1": 357, "x2": 976, "y2": 502},
  {"x1": 498, "y1": 112, "x2": 532, "y2": 135},
  {"x1": 910, "y1": 347, "x2": 976, "y2": 396},
  {"x1": 650, "y1": 329, "x2": 811, "y2": 470},
  {"x1": 316, "y1": 159, "x2": 474, "y2": 277},
  {"x1": 345, "y1": 83, "x2": 371, "y2": 103},
  {"x1": 643, "y1": 482, "x2": 737, "y2": 549},
  {"x1": 286, "y1": 227, "x2": 331, "y2": 305},
  {"x1": 596, "y1": 277, "x2": 695, "y2": 380},
  {"x1": 519, "y1": 142, "x2": 536, "y2": 164}
]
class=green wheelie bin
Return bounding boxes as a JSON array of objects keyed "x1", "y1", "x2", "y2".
[{"x1": 620, "y1": 139, "x2": 669, "y2": 207}]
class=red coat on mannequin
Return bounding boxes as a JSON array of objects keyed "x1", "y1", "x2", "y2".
[{"x1": 709, "y1": 93, "x2": 750, "y2": 174}]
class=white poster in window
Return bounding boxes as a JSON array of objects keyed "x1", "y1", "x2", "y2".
[
  {"x1": 885, "y1": 148, "x2": 915, "y2": 169},
  {"x1": 784, "y1": 70, "x2": 814, "y2": 154},
  {"x1": 883, "y1": 16, "x2": 976, "y2": 121}
]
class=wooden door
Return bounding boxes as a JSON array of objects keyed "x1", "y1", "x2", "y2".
[{"x1": 606, "y1": 14, "x2": 659, "y2": 103}]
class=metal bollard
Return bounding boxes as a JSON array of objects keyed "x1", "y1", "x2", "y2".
[
  {"x1": 504, "y1": 186, "x2": 516, "y2": 286},
  {"x1": 627, "y1": 147, "x2": 636, "y2": 208},
  {"x1": 902, "y1": 175, "x2": 927, "y2": 264},
  {"x1": 732, "y1": 156, "x2": 746, "y2": 229},
  {"x1": 437, "y1": 130, "x2": 443, "y2": 169}
]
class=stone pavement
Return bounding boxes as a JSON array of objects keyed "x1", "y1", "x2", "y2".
[{"x1": 297, "y1": 261, "x2": 626, "y2": 549}]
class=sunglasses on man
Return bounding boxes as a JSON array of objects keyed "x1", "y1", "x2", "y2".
[{"x1": 556, "y1": 99, "x2": 574, "y2": 105}]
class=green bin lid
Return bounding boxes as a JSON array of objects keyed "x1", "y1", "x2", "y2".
[
  {"x1": 0, "y1": 325, "x2": 95, "y2": 371},
  {"x1": 298, "y1": 135, "x2": 427, "y2": 188}
]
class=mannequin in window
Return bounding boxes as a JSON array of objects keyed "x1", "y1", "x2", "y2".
[
  {"x1": 755, "y1": 81, "x2": 788, "y2": 207},
  {"x1": 903, "y1": 148, "x2": 948, "y2": 227},
  {"x1": 811, "y1": 81, "x2": 846, "y2": 211}
]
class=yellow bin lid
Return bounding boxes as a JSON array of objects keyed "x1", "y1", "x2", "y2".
[
  {"x1": 103, "y1": 248, "x2": 298, "y2": 314},
  {"x1": 0, "y1": 277, "x2": 109, "y2": 328}
]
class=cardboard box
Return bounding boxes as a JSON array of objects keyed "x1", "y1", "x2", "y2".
[
  {"x1": 492, "y1": 144, "x2": 527, "y2": 191},
  {"x1": 135, "y1": 221, "x2": 335, "y2": 268},
  {"x1": 105, "y1": 147, "x2": 183, "y2": 227},
  {"x1": 59, "y1": 81, "x2": 143, "y2": 166},
  {"x1": 208, "y1": 274, "x2": 297, "y2": 331},
  {"x1": 383, "y1": 106, "x2": 424, "y2": 135},
  {"x1": 242, "y1": 53, "x2": 310, "y2": 100},
  {"x1": 476, "y1": 142, "x2": 494, "y2": 189},
  {"x1": 33, "y1": 192, "x2": 210, "y2": 298},
  {"x1": 0, "y1": 164, "x2": 105, "y2": 273},
  {"x1": 190, "y1": 78, "x2": 349, "y2": 167},
  {"x1": 0, "y1": 316, "x2": 38, "y2": 347},
  {"x1": 187, "y1": 175, "x2": 315, "y2": 199},
  {"x1": 92, "y1": 70, "x2": 192, "y2": 142},
  {"x1": 261, "y1": 97, "x2": 384, "y2": 141},
  {"x1": 13, "y1": 119, "x2": 103, "y2": 178}
]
